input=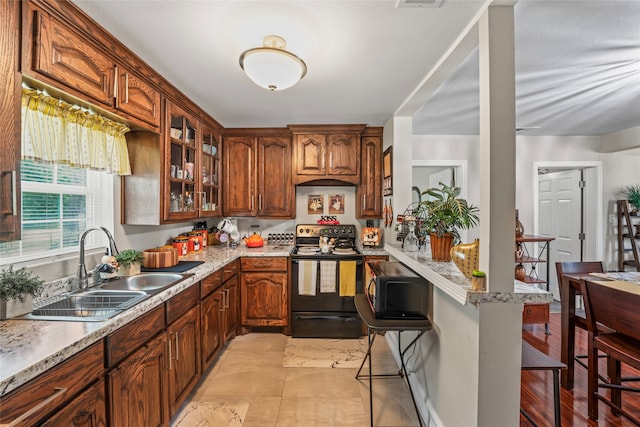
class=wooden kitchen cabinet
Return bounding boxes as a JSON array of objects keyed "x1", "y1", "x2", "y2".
[
  {"x1": 200, "y1": 262, "x2": 238, "y2": 371},
  {"x1": 357, "y1": 131, "x2": 383, "y2": 218},
  {"x1": 223, "y1": 130, "x2": 293, "y2": 218},
  {"x1": 165, "y1": 100, "x2": 200, "y2": 222},
  {"x1": 108, "y1": 332, "x2": 170, "y2": 427},
  {"x1": 201, "y1": 120, "x2": 222, "y2": 217},
  {"x1": 0, "y1": 0, "x2": 21, "y2": 242},
  {"x1": 258, "y1": 135, "x2": 294, "y2": 217},
  {"x1": 290, "y1": 124, "x2": 364, "y2": 185},
  {"x1": 40, "y1": 378, "x2": 107, "y2": 427},
  {"x1": 223, "y1": 135, "x2": 256, "y2": 216},
  {"x1": 167, "y1": 304, "x2": 201, "y2": 414},
  {"x1": 201, "y1": 272, "x2": 225, "y2": 370},
  {"x1": 0, "y1": 341, "x2": 105, "y2": 426},
  {"x1": 27, "y1": 7, "x2": 160, "y2": 128},
  {"x1": 240, "y1": 257, "x2": 289, "y2": 327}
]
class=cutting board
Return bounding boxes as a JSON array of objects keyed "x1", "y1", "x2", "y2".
[{"x1": 141, "y1": 260, "x2": 204, "y2": 273}]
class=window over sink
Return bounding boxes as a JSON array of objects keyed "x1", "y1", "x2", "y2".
[{"x1": 0, "y1": 160, "x2": 113, "y2": 265}]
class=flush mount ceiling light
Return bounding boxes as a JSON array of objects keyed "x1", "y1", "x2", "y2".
[{"x1": 239, "y1": 35, "x2": 307, "y2": 91}]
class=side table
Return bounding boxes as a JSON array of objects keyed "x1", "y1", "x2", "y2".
[{"x1": 354, "y1": 294, "x2": 432, "y2": 427}]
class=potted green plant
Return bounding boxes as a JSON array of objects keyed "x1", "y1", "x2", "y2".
[
  {"x1": 419, "y1": 182, "x2": 479, "y2": 261},
  {"x1": 0, "y1": 265, "x2": 44, "y2": 319},
  {"x1": 619, "y1": 184, "x2": 640, "y2": 212},
  {"x1": 115, "y1": 249, "x2": 145, "y2": 276}
]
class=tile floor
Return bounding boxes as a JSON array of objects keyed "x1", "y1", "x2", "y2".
[{"x1": 172, "y1": 333, "x2": 421, "y2": 427}]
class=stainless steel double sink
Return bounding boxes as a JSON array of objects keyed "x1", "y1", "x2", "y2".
[{"x1": 21, "y1": 273, "x2": 192, "y2": 322}]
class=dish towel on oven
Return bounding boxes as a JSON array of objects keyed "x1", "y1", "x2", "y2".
[
  {"x1": 319, "y1": 261, "x2": 337, "y2": 293},
  {"x1": 298, "y1": 260, "x2": 317, "y2": 296},
  {"x1": 339, "y1": 261, "x2": 357, "y2": 296}
]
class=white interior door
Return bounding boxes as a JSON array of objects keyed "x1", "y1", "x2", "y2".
[{"x1": 538, "y1": 169, "x2": 582, "y2": 300}]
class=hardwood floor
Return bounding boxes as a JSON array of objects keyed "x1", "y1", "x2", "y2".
[{"x1": 521, "y1": 312, "x2": 640, "y2": 426}]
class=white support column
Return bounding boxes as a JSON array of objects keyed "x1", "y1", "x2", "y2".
[
  {"x1": 478, "y1": 5, "x2": 516, "y2": 293},
  {"x1": 477, "y1": 5, "x2": 522, "y2": 427}
]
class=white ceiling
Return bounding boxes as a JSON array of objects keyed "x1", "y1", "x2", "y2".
[{"x1": 72, "y1": 0, "x2": 640, "y2": 136}]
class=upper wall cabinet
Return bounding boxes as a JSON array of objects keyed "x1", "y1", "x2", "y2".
[
  {"x1": 0, "y1": 0, "x2": 21, "y2": 242},
  {"x1": 223, "y1": 130, "x2": 294, "y2": 218},
  {"x1": 24, "y1": 6, "x2": 160, "y2": 129},
  {"x1": 357, "y1": 130, "x2": 383, "y2": 218},
  {"x1": 289, "y1": 124, "x2": 365, "y2": 185}
]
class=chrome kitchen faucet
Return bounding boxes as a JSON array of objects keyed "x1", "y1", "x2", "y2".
[{"x1": 77, "y1": 227, "x2": 120, "y2": 289}]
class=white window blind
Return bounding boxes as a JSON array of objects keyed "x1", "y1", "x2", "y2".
[{"x1": 0, "y1": 160, "x2": 114, "y2": 265}]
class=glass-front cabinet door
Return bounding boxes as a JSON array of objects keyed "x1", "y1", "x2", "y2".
[
  {"x1": 165, "y1": 100, "x2": 199, "y2": 221},
  {"x1": 200, "y1": 122, "x2": 221, "y2": 217}
]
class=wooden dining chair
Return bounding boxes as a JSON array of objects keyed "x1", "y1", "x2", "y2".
[
  {"x1": 555, "y1": 262, "x2": 606, "y2": 368},
  {"x1": 581, "y1": 279, "x2": 640, "y2": 424}
]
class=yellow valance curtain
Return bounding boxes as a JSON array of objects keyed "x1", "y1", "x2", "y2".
[{"x1": 21, "y1": 87, "x2": 132, "y2": 175}]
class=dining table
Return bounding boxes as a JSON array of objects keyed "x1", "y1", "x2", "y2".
[{"x1": 560, "y1": 271, "x2": 640, "y2": 389}]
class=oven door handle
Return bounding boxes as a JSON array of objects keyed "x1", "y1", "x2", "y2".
[{"x1": 291, "y1": 259, "x2": 363, "y2": 265}]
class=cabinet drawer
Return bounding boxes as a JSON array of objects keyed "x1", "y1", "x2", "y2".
[
  {"x1": 222, "y1": 260, "x2": 238, "y2": 282},
  {"x1": 166, "y1": 285, "x2": 199, "y2": 325},
  {"x1": 522, "y1": 303, "x2": 549, "y2": 324},
  {"x1": 241, "y1": 257, "x2": 288, "y2": 272},
  {"x1": 106, "y1": 304, "x2": 165, "y2": 368},
  {"x1": 41, "y1": 378, "x2": 106, "y2": 427},
  {"x1": 0, "y1": 341, "x2": 104, "y2": 426},
  {"x1": 201, "y1": 269, "x2": 223, "y2": 298}
]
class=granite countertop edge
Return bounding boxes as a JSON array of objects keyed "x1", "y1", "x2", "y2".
[
  {"x1": 384, "y1": 242, "x2": 553, "y2": 306},
  {"x1": 0, "y1": 244, "x2": 294, "y2": 397}
]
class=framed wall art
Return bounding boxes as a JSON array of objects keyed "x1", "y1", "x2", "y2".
[
  {"x1": 307, "y1": 194, "x2": 323, "y2": 214},
  {"x1": 328, "y1": 194, "x2": 345, "y2": 214},
  {"x1": 383, "y1": 147, "x2": 392, "y2": 195}
]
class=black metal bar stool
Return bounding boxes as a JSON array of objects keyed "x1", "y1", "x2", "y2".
[{"x1": 354, "y1": 294, "x2": 432, "y2": 427}]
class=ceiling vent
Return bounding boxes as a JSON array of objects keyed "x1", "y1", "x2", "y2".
[{"x1": 395, "y1": 0, "x2": 444, "y2": 8}]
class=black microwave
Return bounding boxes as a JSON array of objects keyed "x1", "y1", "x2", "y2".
[{"x1": 365, "y1": 261, "x2": 428, "y2": 320}]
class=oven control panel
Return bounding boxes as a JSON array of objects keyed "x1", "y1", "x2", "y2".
[{"x1": 295, "y1": 224, "x2": 356, "y2": 239}]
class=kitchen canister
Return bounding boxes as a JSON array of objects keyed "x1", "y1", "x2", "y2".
[{"x1": 172, "y1": 237, "x2": 189, "y2": 256}]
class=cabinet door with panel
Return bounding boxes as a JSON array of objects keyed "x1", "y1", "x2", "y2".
[
  {"x1": 293, "y1": 134, "x2": 326, "y2": 176},
  {"x1": 201, "y1": 286, "x2": 224, "y2": 370},
  {"x1": 258, "y1": 135, "x2": 294, "y2": 217},
  {"x1": 0, "y1": 0, "x2": 21, "y2": 242},
  {"x1": 223, "y1": 136, "x2": 257, "y2": 216},
  {"x1": 107, "y1": 332, "x2": 169, "y2": 427},
  {"x1": 327, "y1": 133, "x2": 359, "y2": 177},
  {"x1": 116, "y1": 67, "x2": 161, "y2": 126},
  {"x1": 357, "y1": 134, "x2": 382, "y2": 218},
  {"x1": 222, "y1": 275, "x2": 239, "y2": 340},
  {"x1": 33, "y1": 9, "x2": 114, "y2": 106},
  {"x1": 167, "y1": 304, "x2": 201, "y2": 414},
  {"x1": 240, "y1": 257, "x2": 288, "y2": 326}
]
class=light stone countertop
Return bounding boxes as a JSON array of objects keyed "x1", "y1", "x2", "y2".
[
  {"x1": 0, "y1": 244, "x2": 293, "y2": 397},
  {"x1": 384, "y1": 241, "x2": 553, "y2": 306}
]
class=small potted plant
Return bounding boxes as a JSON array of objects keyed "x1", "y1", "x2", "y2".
[
  {"x1": 419, "y1": 182, "x2": 480, "y2": 262},
  {"x1": 0, "y1": 265, "x2": 44, "y2": 319},
  {"x1": 619, "y1": 184, "x2": 640, "y2": 212},
  {"x1": 115, "y1": 249, "x2": 144, "y2": 276}
]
